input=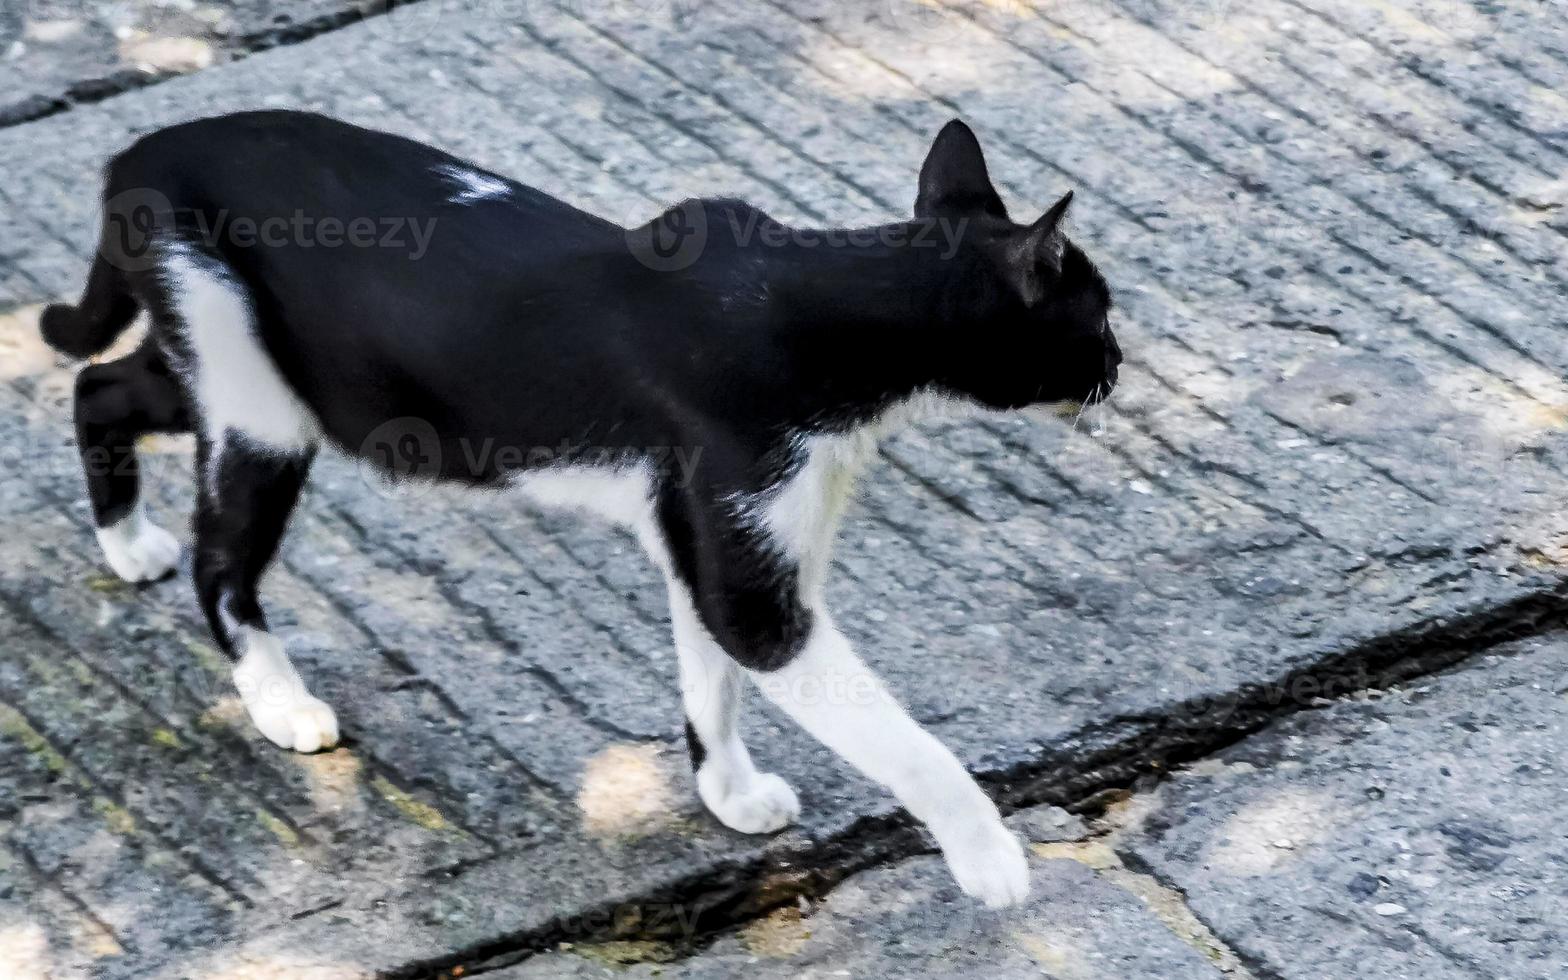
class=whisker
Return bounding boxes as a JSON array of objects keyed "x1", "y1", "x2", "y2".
[
  {"x1": 1069, "y1": 391, "x2": 1090, "y2": 439},
  {"x1": 1054, "y1": 389, "x2": 1092, "y2": 466}
]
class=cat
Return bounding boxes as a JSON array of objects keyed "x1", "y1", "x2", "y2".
[{"x1": 41, "y1": 111, "x2": 1119, "y2": 907}]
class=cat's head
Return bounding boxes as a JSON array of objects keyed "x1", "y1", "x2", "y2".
[{"x1": 916, "y1": 120, "x2": 1120, "y2": 410}]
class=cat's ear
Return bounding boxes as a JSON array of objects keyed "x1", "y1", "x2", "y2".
[
  {"x1": 915, "y1": 119, "x2": 1005, "y2": 218},
  {"x1": 1006, "y1": 191, "x2": 1075, "y2": 304},
  {"x1": 1022, "y1": 190, "x2": 1073, "y2": 263}
]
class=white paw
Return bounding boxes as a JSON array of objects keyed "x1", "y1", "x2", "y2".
[
  {"x1": 699, "y1": 768, "x2": 801, "y2": 834},
  {"x1": 232, "y1": 630, "x2": 339, "y2": 753},
  {"x1": 95, "y1": 510, "x2": 181, "y2": 583},
  {"x1": 938, "y1": 819, "x2": 1032, "y2": 908},
  {"x1": 245, "y1": 693, "x2": 339, "y2": 754}
]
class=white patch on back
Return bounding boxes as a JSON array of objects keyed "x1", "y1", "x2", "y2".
[
  {"x1": 231, "y1": 627, "x2": 339, "y2": 753},
  {"x1": 162, "y1": 246, "x2": 319, "y2": 456},
  {"x1": 95, "y1": 503, "x2": 181, "y2": 582},
  {"x1": 434, "y1": 163, "x2": 511, "y2": 205}
]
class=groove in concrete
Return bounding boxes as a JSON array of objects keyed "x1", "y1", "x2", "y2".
[{"x1": 383, "y1": 578, "x2": 1568, "y2": 978}]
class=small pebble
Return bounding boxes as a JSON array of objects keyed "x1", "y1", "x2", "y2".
[{"x1": 1373, "y1": 902, "x2": 1406, "y2": 917}]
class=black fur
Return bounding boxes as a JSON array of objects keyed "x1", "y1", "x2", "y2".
[
  {"x1": 684, "y1": 720, "x2": 708, "y2": 772},
  {"x1": 43, "y1": 111, "x2": 1118, "y2": 678},
  {"x1": 72, "y1": 340, "x2": 190, "y2": 527},
  {"x1": 192, "y1": 444, "x2": 315, "y2": 652}
]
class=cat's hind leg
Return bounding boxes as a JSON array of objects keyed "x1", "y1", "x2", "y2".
[
  {"x1": 193, "y1": 437, "x2": 334, "y2": 752},
  {"x1": 74, "y1": 338, "x2": 192, "y2": 583},
  {"x1": 162, "y1": 245, "x2": 334, "y2": 752}
]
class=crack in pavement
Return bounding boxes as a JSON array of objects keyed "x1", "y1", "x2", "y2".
[
  {"x1": 5, "y1": 294, "x2": 1559, "y2": 972},
  {"x1": 1033, "y1": 836, "x2": 1258, "y2": 980},
  {"x1": 384, "y1": 582, "x2": 1568, "y2": 978}
]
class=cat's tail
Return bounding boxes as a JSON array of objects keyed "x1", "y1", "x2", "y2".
[{"x1": 40, "y1": 205, "x2": 144, "y2": 360}]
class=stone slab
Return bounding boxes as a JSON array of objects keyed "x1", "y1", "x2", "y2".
[
  {"x1": 0, "y1": 0, "x2": 1566, "y2": 975},
  {"x1": 499, "y1": 808, "x2": 1227, "y2": 980},
  {"x1": 0, "y1": 0, "x2": 376, "y2": 126},
  {"x1": 1124, "y1": 634, "x2": 1568, "y2": 980}
]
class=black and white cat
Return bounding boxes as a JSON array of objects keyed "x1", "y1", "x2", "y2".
[{"x1": 42, "y1": 111, "x2": 1119, "y2": 907}]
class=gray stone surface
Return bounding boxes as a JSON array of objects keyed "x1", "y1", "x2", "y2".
[
  {"x1": 499, "y1": 814, "x2": 1228, "y2": 980},
  {"x1": 547, "y1": 638, "x2": 1568, "y2": 980},
  {"x1": 0, "y1": 0, "x2": 376, "y2": 125},
  {"x1": 0, "y1": 0, "x2": 1565, "y2": 976},
  {"x1": 1124, "y1": 635, "x2": 1568, "y2": 980}
]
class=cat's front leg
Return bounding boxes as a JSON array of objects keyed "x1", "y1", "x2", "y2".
[
  {"x1": 680, "y1": 645, "x2": 800, "y2": 835},
  {"x1": 650, "y1": 536, "x2": 801, "y2": 834},
  {"x1": 751, "y1": 614, "x2": 1030, "y2": 907},
  {"x1": 648, "y1": 480, "x2": 1025, "y2": 903}
]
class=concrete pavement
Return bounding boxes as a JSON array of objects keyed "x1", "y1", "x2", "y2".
[{"x1": 1, "y1": 0, "x2": 1566, "y2": 976}]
